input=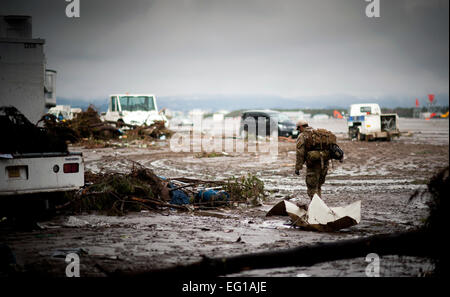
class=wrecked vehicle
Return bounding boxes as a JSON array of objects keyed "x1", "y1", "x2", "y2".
[{"x1": 102, "y1": 94, "x2": 169, "y2": 128}]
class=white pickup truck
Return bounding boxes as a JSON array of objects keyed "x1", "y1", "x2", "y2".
[
  {"x1": 347, "y1": 103, "x2": 400, "y2": 141},
  {"x1": 102, "y1": 94, "x2": 168, "y2": 127}
]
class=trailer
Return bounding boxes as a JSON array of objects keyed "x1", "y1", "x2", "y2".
[{"x1": 347, "y1": 103, "x2": 400, "y2": 141}]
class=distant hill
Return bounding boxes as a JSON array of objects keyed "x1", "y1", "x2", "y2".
[{"x1": 56, "y1": 94, "x2": 449, "y2": 112}]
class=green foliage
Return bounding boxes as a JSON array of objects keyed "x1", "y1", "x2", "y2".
[{"x1": 223, "y1": 173, "x2": 267, "y2": 206}]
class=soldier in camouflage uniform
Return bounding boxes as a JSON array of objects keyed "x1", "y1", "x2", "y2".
[{"x1": 295, "y1": 120, "x2": 330, "y2": 199}]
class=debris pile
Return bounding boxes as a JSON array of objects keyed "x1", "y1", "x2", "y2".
[
  {"x1": 32, "y1": 105, "x2": 121, "y2": 150},
  {"x1": 66, "y1": 163, "x2": 267, "y2": 215},
  {"x1": 69, "y1": 163, "x2": 173, "y2": 215},
  {"x1": 69, "y1": 105, "x2": 121, "y2": 140},
  {"x1": 0, "y1": 106, "x2": 68, "y2": 154},
  {"x1": 36, "y1": 113, "x2": 79, "y2": 143},
  {"x1": 125, "y1": 120, "x2": 174, "y2": 141},
  {"x1": 39, "y1": 106, "x2": 174, "y2": 146}
]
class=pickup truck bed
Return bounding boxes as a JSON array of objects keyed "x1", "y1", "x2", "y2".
[{"x1": 0, "y1": 152, "x2": 84, "y2": 196}]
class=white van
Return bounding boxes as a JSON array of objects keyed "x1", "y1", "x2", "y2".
[{"x1": 102, "y1": 94, "x2": 168, "y2": 127}]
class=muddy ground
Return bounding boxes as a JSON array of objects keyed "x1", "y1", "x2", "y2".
[{"x1": 1, "y1": 118, "x2": 448, "y2": 277}]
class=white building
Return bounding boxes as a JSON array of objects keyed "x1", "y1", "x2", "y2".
[{"x1": 0, "y1": 15, "x2": 56, "y2": 123}]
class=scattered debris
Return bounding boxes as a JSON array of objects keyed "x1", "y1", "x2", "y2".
[
  {"x1": 0, "y1": 106, "x2": 68, "y2": 153},
  {"x1": 126, "y1": 120, "x2": 174, "y2": 140},
  {"x1": 266, "y1": 195, "x2": 361, "y2": 232},
  {"x1": 114, "y1": 167, "x2": 446, "y2": 277},
  {"x1": 63, "y1": 162, "x2": 267, "y2": 215},
  {"x1": 63, "y1": 216, "x2": 90, "y2": 228},
  {"x1": 38, "y1": 106, "x2": 174, "y2": 148},
  {"x1": 68, "y1": 163, "x2": 173, "y2": 215},
  {"x1": 37, "y1": 113, "x2": 79, "y2": 143},
  {"x1": 68, "y1": 105, "x2": 121, "y2": 140}
]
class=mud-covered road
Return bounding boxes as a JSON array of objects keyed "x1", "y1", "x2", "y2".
[{"x1": 1, "y1": 118, "x2": 448, "y2": 277}]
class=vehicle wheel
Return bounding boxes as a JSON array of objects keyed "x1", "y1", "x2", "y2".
[
  {"x1": 348, "y1": 131, "x2": 353, "y2": 140},
  {"x1": 349, "y1": 128, "x2": 357, "y2": 140},
  {"x1": 357, "y1": 131, "x2": 365, "y2": 141}
]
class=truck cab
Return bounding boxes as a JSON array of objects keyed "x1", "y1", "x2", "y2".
[{"x1": 103, "y1": 94, "x2": 168, "y2": 127}]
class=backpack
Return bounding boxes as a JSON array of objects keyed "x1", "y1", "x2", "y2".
[
  {"x1": 304, "y1": 128, "x2": 337, "y2": 151},
  {"x1": 304, "y1": 128, "x2": 344, "y2": 161}
]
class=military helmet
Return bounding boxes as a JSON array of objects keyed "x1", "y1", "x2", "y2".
[{"x1": 296, "y1": 119, "x2": 308, "y2": 128}]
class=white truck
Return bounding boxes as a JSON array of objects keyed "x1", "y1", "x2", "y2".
[
  {"x1": 0, "y1": 15, "x2": 84, "y2": 214},
  {"x1": 102, "y1": 94, "x2": 168, "y2": 127},
  {"x1": 347, "y1": 103, "x2": 400, "y2": 141}
]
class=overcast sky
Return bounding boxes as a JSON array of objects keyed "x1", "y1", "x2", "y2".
[{"x1": 1, "y1": 0, "x2": 449, "y2": 103}]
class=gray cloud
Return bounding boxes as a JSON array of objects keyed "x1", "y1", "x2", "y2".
[{"x1": 1, "y1": 0, "x2": 448, "y2": 104}]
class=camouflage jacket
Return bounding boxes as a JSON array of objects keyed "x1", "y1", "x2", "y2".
[{"x1": 295, "y1": 127, "x2": 313, "y2": 171}]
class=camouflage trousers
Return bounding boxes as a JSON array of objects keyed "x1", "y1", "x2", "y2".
[{"x1": 305, "y1": 164, "x2": 328, "y2": 199}]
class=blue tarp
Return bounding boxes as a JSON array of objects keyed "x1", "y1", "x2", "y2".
[
  {"x1": 170, "y1": 189, "x2": 190, "y2": 205},
  {"x1": 195, "y1": 189, "x2": 230, "y2": 204},
  {"x1": 158, "y1": 176, "x2": 229, "y2": 206}
]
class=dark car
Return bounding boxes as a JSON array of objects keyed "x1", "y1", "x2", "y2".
[{"x1": 239, "y1": 110, "x2": 298, "y2": 138}]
